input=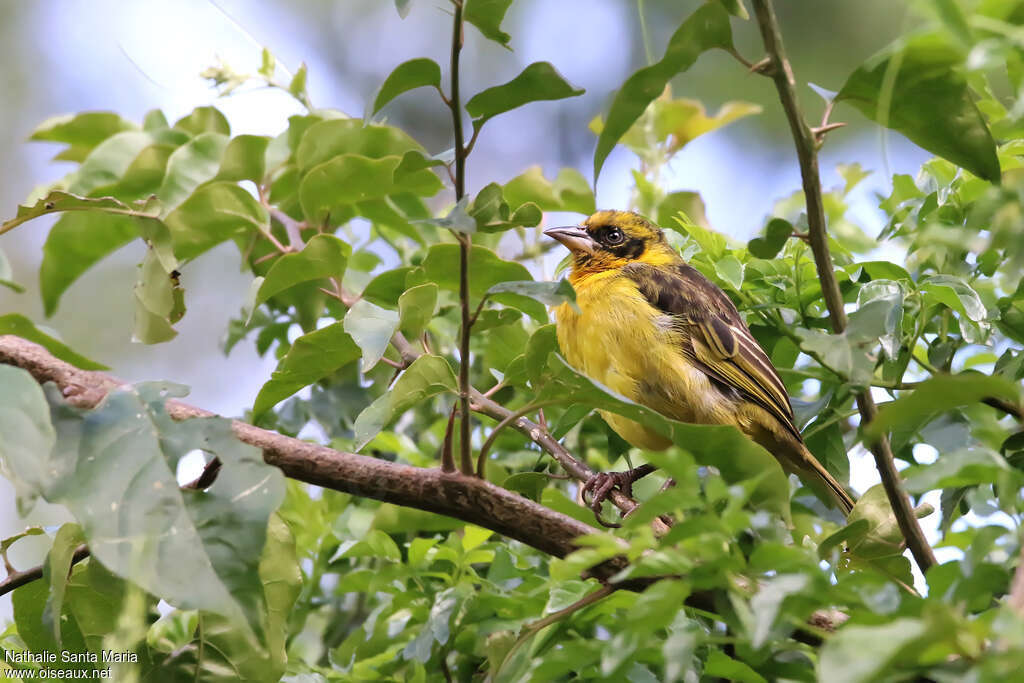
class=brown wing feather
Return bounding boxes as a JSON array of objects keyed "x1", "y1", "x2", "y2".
[{"x1": 623, "y1": 262, "x2": 801, "y2": 441}]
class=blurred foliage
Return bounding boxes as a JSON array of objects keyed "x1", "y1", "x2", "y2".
[{"x1": 1, "y1": 0, "x2": 1024, "y2": 681}]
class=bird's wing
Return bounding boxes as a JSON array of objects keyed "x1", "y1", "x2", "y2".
[{"x1": 624, "y1": 262, "x2": 801, "y2": 441}]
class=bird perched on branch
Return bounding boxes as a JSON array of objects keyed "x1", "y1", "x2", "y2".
[{"x1": 545, "y1": 210, "x2": 854, "y2": 522}]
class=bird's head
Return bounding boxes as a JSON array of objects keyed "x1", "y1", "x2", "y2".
[{"x1": 545, "y1": 210, "x2": 675, "y2": 282}]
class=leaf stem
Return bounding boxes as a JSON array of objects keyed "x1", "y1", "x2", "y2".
[{"x1": 750, "y1": 0, "x2": 936, "y2": 574}]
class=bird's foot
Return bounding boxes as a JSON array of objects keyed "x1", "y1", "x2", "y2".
[{"x1": 581, "y1": 464, "x2": 658, "y2": 528}]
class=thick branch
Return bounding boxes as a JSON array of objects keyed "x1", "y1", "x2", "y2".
[
  {"x1": 0, "y1": 336, "x2": 840, "y2": 643},
  {"x1": 750, "y1": 0, "x2": 936, "y2": 573}
]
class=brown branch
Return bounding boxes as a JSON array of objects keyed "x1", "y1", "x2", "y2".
[
  {"x1": 751, "y1": 0, "x2": 937, "y2": 574},
  {"x1": 0, "y1": 545, "x2": 89, "y2": 597},
  {"x1": 983, "y1": 395, "x2": 1023, "y2": 421}
]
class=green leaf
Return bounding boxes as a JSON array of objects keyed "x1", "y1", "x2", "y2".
[
  {"x1": 0, "y1": 314, "x2": 107, "y2": 369},
  {"x1": 289, "y1": 63, "x2": 309, "y2": 102},
  {"x1": 371, "y1": 58, "x2": 442, "y2": 116},
  {"x1": 343, "y1": 299, "x2": 401, "y2": 371},
  {"x1": 173, "y1": 105, "x2": 231, "y2": 136},
  {"x1": 299, "y1": 155, "x2": 404, "y2": 223},
  {"x1": 258, "y1": 514, "x2": 302, "y2": 673},
  {"x1": 903, "y1": 447, "x2": 1013, "y2": 493},
  {"x1": 864, "y1": 373, "x2": 1021, "y2": 440},
  {"x1": 819, "y1": 618, "x2": 928, "y2": 683},
  {"x1": 352, "y1": 355, "x2": 456, "y2": 450},
  {"x1": 747, "y1": 218, "x2": 792, "y2": 259},
  {"x1": 487, "y1": 279, "x2": 577, "y2": 310},
  {"x1": 361, "y1": 266, "x2": 415, "y2": 307},
  {"x1": 501, "y1": 472, "x2": 548, "y2": 501},
  {"x1": 256, "y1": 234, "x2": 351, "y2": 306},
  {"x1": 64, "y1": 131, "x2": 154, "y2": 196},
  {"x1": 797, "y1": 299, "x2": 896, "y2": 387},
  {"x1": 594, "y1": 2, "x2": 733, "y2": 180},
  {"x1": 0, "y1": 366, "x2": 57, "y2": 514},
  {"x1": 253, "y1": 322, "x2": 362, "y2": 416},
  {"x1": 165, "y1": 182, "x2": 268, "y2": 259},
  {"x1": 920, "y1": 274, "x2": 988, "y2": 322},
  {"x1": 714, "y1": 254, "x2": 744, "y2": 292},
  {"x1": 466, "y1": 62, "x2": 584, "y2": 130},
  {"x1": 217, "y1": 134, "x2": 270, "y2": 183},
  {"x1": 717, "y1": 0, "x2": 749, "y2": 20},
  {"x1": 296, "y1": 119, "x2": 424, "y2": 172},
  {"x1": 156, "y1": 132, "x2": 230, "y2": 212},
  {"x1": 394, "y1": 0, "x2": 413, "y2": 18},
  {"x1": 132, "y1": 244, "x2": 186, "y2": 344},
  {"x1": 704, "y1": 650, "x2": 766, "y2": 683},
  {"x1": 38, "y1": 383, "x2": 284, "y2": 628},
  {"x1": 502, "y1": 166, "x2": 595, "y2": 213},
  {"x1": 749, "y1": 574, "x2": 810, "y2": 649},
  {"x1": 45, "y1": 522, "x2": 85, "y2": 643},
  {"x1": 856, "y1": 279, "x2": 904, "y2": 358},
  {"x1": 30, "y1": 111, "x2": 138, "y2": 162},
  {"x1": 12, "y1": 579, "x2": 93, "y2": 674},
  {"x1": 594, "y1": 95, "x2": 761, "y2": 158},
  {"x1": 1, "y1": 190, "x2": 153, "y2": 237},
  {"x1": 837, "y1": 34, "x2": 1000, "y2": 182},
  {"x1": 670, "y1": 211, "x2": 727, "y2": 260},
  {"x1": 398, "y1": 283, "x2": 438, "y2": 338},
  {"x1": 422, "y1": 243, "x2": 534, "y2": 301},
  {"x1": 464, "y1": 0, "x2": 515, "y2": 46},
  {"x1": 426, "y1": 197, "x2": 477, "y2": 234}
]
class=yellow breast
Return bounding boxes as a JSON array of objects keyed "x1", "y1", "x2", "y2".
[{"x1": 554, "y1": 271, "x2": 734, "y2": 451}]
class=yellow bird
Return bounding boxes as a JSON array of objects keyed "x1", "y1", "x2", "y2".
[{"x1": 545, "y1": 210, "x2": 854, "y2": 518}]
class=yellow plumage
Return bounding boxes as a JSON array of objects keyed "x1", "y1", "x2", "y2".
[{"x1": 547, "y1": 210, "x2": 854, "y2": 514}]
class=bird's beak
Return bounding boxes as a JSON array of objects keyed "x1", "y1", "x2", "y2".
[{"x1": 543, "y1": 226, "x2": 597, "y2": 255}]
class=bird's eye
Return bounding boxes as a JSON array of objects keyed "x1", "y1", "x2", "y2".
[{"x1": 603, "y1": 227, "x2": 625, "y2": 245}]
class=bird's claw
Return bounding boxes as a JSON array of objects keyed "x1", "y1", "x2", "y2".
[{"x1": 582, "y1": 469, "x2": 645, "y2": 528}]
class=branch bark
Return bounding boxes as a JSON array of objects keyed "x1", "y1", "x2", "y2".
[
  {"x1": 750, "y1": 0, "x2": 937, "y2": 574},
  {"x1": 0, "y1": 335, "x2": 840, "y2": 644}
]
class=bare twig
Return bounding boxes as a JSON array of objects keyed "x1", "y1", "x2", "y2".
[{"x1": 751, "y1": 0, "x2": 936, "y2": 574}]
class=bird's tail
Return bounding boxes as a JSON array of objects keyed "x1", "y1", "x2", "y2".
[{"x1": 797, "y1": 445, "x2": 855, "y2": 515}]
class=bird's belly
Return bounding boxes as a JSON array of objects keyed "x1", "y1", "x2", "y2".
[{"x1": 555, "y1": 277, "x2": 732, "y2": 450}]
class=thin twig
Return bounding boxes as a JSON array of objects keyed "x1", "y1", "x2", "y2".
[
  {"x1": 750, "y1": 0, "x2": 936, "y2": 574},
  {"x1": 476, "y1": 400, "x2": 563, "y2": 478},
  {"x1": 441, "y1": 403, "x2": 458, "y2": 473},
  {"x1": 494, "y1": 584, "x2": 615, "y2": 678},
  {"x1": 268, "y1": 206, "x2": 307, "y2": 251},
  {"x1": 446, "y1": 0, "x2": 474, "y2": 477}
]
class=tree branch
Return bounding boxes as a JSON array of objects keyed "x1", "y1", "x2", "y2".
[
  {"x1": 750, "y1": 0, "x2": 937, "y2": 574},
  {"x1": 0, "y1": 335, "x2": 842, "y2": 644}
]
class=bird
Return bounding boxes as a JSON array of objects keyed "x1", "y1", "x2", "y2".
[{"x1": 544, "y1": 209, "x2": 854, "y2": 521}]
